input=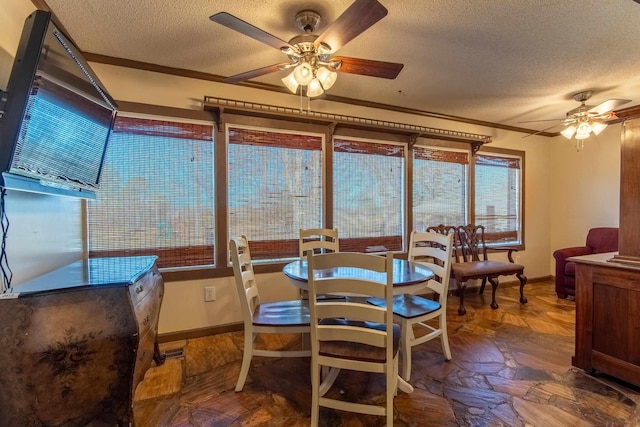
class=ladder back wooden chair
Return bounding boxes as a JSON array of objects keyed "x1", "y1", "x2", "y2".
[
  {"x1": 307, "y1": 251, "x2": 399, "y2": 427},
  {"x1": 370, "y1": 230, "x2": 453, "y2": 380},
  {"x1": 299, "y1": 228, "x2": 339, "y2": 259},
  {"x1": 229, "y1": 235, "x2": 311, "y2": 392}
]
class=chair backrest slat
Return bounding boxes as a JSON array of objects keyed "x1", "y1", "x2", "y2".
[
  {"x1": 230, "y1": 234, "x2": 261, "y2": 324},
  {"x1": 408, "y1": 230, "x2": 453, "y2": 306},
  {"x1": 308, "y1": 252, "x2": 393, "y2": 351},
  {"x1": 299, "y1": 228, "x2": 339, "y2": 259}
]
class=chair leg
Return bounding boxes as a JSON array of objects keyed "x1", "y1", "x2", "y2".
[
  {"x1": 386, "y1": 360, "x2": 396, "y2": 427},
  {"x1": 440, "y1": 314, "x2": 452, "y2": 360},
  {"x1": 457, "y1": 281, "x2": 467, "y2": 315},
  {"x1": 235, "y1": 333, "x2": 254, "y2": 392},
  {"x1": 489, "y1": 277, "x2": 499, "y2": 309},
  {"x1": 478, "y1": 277, "x2": 487, "y2": 294},
  {"x1": 310, "y1": 355, "x2": 320, "y2": 427},
  {"x1": 517, "y1": 273, "x2": 528, "y2": 304},
  {"x1": 400, "y1": 318, "x2": 413, "y2": 381}
]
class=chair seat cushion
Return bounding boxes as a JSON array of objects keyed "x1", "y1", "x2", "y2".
[
  {"x1": 253, "y1": 300, "x2": 310, "y2": 326},
  {"x1": 452, "y1": 260, "x2": 524, "y2": 279},
  {"x1": 318, "y1": 318, "x2": 400, "y2": 363},
  {"x1": 368, "y1": 294, "x2": 441, "y2": 319}
]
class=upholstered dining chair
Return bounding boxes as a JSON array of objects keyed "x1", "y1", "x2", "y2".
[
  {"x1": 229, "y1": 235, "x2": 311, "y2": 392},
  {"x1": 370, "y1": 230, "x2": 453, "y2": 381},
  {"x1": 299, "y1": 228, "x2": 339, "y2": 259},
  {"x1": 307, "y1": 251, "x2": 399, "y2": 427}
]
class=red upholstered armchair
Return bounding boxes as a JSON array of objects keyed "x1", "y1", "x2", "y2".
[{"x1": 553, "y1": 227, "x2": 619, "y2": 298}]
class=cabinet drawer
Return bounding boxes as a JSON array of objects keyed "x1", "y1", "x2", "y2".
[
  {"x1": 129, "y1": 267, "x2": 161, "y2": 306},
  {"x1": 134, "y1": 279, "x2": 163, "y2": 336}
]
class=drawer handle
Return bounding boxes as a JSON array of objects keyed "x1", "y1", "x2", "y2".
[{"x1": 136, "y1": 285, "x2": 144, "y2": 294}]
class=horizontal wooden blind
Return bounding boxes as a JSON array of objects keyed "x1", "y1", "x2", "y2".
[
  {"x1": 333, "y1": 138, "x2": 404, "y2": 252},
  {"x1": 228, "y1": 126, "x2": 323, "y2": 260},
  {"x1": 88, "y1": 116, "x2": 215, "y2": 268},
  {"x1": 475, "y1": 153, "x2": 521, "y2": 244},
  {"x1": 414, "y1": 146, "x2": 469, "y2": 165},
  {"x1": 413, "y1": 146, "x2": 468, "y2": 231}
]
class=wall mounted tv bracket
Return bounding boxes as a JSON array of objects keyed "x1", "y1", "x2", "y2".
[{"x1": 0, "y1": 90, "x2": 7, "y2": 120}]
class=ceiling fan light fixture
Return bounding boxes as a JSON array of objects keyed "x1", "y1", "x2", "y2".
[
  {"x1": 293, "y1": 62, "x2": 314, "y2": 85},
  {"x1": 575, "y1": 121, "x2": 592, "y2": 139},
  {"x1": 306, "y1": 78, "x2": 324, "y2": 97},
  {"x1": 282, "y1": 71, "x2": 300, "y2": 94},
  {"x1": 560, "y1": 125, "x2": 577, "y2": 139},
  {"x1": 317, "y1": 42, "x2": 332, "y2": 55},
  {"x1": 592, "y1": 121, "x2": 608, "y2": 135},
  {"x1": 316, "y1": 66, "x2": 337, "y2": 90}
]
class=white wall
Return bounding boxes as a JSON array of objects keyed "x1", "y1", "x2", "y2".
[
  {"x1": 2, "y1": 0, "x2": 621, "y2": 335},
  {"x1": 1, "y1": 1, "x2": 85, "y2": 285},
  {"x1": 549, "y1": 124, "x2": 621, "y2": 253}
]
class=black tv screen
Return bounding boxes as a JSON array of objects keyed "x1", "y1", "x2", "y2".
[{"x1": 0, "y1": 10, "x2": 117, "y2": 198}]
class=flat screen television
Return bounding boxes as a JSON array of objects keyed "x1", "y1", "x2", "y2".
[{"x1": 0, "y1": 10, "x2": 117, "y2": 199}]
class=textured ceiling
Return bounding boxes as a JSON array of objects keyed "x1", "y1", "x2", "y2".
[{"x1": 43, "y1": 0, "x2": 640, "y2": 135}]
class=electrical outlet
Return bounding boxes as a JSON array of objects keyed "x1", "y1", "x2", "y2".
[{"x1": 204, "y1": 286, "x2": 216, "y2": 302}]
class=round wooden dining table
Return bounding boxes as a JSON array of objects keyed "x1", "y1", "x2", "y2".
[
  {"x1": 283, "y1": 258, "x2": 435, "y2": 295},
  {"x1": 283, "y1": 257, "x2": 435, "y2": 394}
]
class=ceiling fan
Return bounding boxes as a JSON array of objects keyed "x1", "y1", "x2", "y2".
[
  {"x1": 209, "y1": 0, "x2": 404, "y2": 97},
  {"x1": 522, "y1": 91, "x2": 631, "y2": 140}
]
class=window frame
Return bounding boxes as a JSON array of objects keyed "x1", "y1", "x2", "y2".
[
  {"x1": 472, "y1": 146, "x2": 525, "y2": 249},
  {"x1": 86, "y1": 104, "x2": 525, "y2": 281}
]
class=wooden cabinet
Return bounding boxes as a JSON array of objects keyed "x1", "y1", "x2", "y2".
[
  {"x1": 0, "y1": 256, "x2": 164, "y2": 426},
  {"x1": 572, "y1": 252, "x2": 640, "y2": 387}
]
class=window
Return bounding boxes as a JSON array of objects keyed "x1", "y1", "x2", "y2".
[
  {"x1": 88, "y1": 115, "x2": 215, "y2": 268},
  {"x1": 227, "y1": 125, "x2": 324, "y2": 261},
  {"x1": 413, "y1": 145, "x2": 468, "y2": 231},
  {"x1": 333, "y1": 138, "x2": 405, "y2": 252},
  {"x1": 86, "y1": 106, "x2": 525, "y2": 274},
  {"x1": 474, "y1": 152, "x2": 522, "y2": 245}
]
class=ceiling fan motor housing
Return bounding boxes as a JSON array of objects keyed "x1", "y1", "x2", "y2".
[{"x1": 295, "y1": 10, "x2": 321, "y2": 33}]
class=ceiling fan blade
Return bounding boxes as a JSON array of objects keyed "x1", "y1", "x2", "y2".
[
  {"x1": 210, "y1": 12, "x2": 294, "y2": 51},
  {"x1": 314, "y1": 0, "x2": 387, "y2": 52},
  {"x1": 223, "y1": 63, "x2": 290, "y2": 84},
  {"x1": 588, "y1": 99, "x2": 632, "y2": 115},
  {"x1": 332, "y1": 56, "x2": 403, "y2": 79}
]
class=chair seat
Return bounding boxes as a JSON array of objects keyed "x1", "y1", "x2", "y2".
[
  {"x1": 253, "y1": 300, "x2": 310, "y2": 326},
  {"x1": 318, "y1": 318, "x2": 400, "y2": 363},
  {"x1": 452, "y1": 260, "x2": 524, "y2": 278},
  {"x1": 368, "y1": 294, "x2": 441, "y2": 319}
]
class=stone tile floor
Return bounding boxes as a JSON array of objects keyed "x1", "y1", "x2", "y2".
[{"x1": 134, "y1": 281, "x2": 640, "y2": 426}]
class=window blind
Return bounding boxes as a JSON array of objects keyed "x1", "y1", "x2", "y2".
[
  {"x1": 413, "y1": 146, "x2": 468, "y2": 231},
  {"x1": 474, "y1": 153, "x2": 521, "y2": 244},
  {"x1": 88, "y1": 116, "x2": 215, "y2": 268},
  {"x1": 227, "y1": 126, "x2": 323, "y2": 260},
  {"x1": 333, "y1": 138, "x2": 405, "y2": 252}
]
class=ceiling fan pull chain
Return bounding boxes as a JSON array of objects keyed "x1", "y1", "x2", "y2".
[{"x1": 299, "y1": 87, "x2": 303, "y2": 112}]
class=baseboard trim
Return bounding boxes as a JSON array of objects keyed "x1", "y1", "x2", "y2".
[
  {"x1": 158, "y1": 322, "x2": 243, "y2": 343},
  {"x1": 158, "y1": 275, "x2": 553, "y2": 342}
]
